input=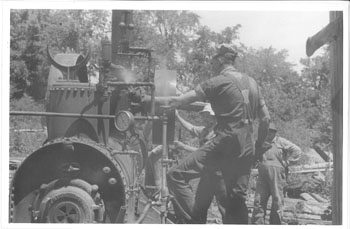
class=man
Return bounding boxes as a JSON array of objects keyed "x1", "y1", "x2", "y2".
[
  {"x1": 162, "y1": 44, "x2": 270, "y2": 224},
  {"x1": 173, "y1": 104, "x2": 225, "y2": 223},
  {"x1": 251, "y1": 123, "x2": 302, "y2": 225}
]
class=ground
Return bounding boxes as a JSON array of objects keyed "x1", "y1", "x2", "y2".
[{"x1": 9, "y1": 123, "x2": 332, "y2": 225}]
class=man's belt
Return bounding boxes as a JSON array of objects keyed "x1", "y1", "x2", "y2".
[{"x1": 217, "y1": 117, "x2": 251, "y2": 125}]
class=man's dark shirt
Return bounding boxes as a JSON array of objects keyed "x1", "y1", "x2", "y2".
[{"x1": 195, "y1": 66, "x2": 266, "y2": 132}]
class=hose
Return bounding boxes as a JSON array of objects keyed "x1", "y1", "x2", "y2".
[{"x1": 135, "y1": 201, "x2": 152, "y2": 224}]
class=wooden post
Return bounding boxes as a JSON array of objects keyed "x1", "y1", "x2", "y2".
[
  {"x1": 329, "y1": 11, "x2": 343, "y2": 225},
  {"x1": 306, "y1": 11, "x2": 343, "y2": 225}
]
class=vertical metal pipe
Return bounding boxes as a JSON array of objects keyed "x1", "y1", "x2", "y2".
[
  {"x1": 160, "y1": 109, "x2": 168, "y2": 224},
  {"x1": 150, "y1": 85, "x2": 155, "y2": 117},
  {"x1": 101, "y1": 37, "x2": 112, "y2": 63},
  {"x1": 111, "y1": 10, "x2": 121, "y2": 64}
]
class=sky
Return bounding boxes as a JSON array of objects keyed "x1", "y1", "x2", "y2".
[{"x1": 194, "y1": 11, "x2": 330, "y2": 72}]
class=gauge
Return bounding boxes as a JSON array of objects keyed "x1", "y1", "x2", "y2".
[{"x1": 114, "y1": 110, "x2": 134, "y2": 132}]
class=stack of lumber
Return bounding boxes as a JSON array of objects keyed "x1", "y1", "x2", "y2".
[{"x1": 246, "y1": 192, "x2": 331, "y2": 225}]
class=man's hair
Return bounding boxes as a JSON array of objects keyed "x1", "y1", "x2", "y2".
[
  {"x1": 214, "y1": 44, "x2": 238, "y2": 64},
  {"x1": 269, "y1": 122, "x2": 277, "y2": 132}
]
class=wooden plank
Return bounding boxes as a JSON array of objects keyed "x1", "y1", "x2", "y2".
[
  {"x1": 309, "y1": 193, "x2": 329, "y2": 203},
  {"x1": 306, "y1": 16, "x2": 341, "y2": 57},
  {"x1": 284, "y1": 212, "x2": 322, "y2": 220},
  {"x1": 290, "y1": 162, "x2": 332, "y2": 169},
  {"x1": 300, "y1": 193, "x2": 318, "y2": 202},
  {"x1": 330, "y1": 11, "x2": 343, "y2": 225},
  {"x1": 292, "y1": 168, "x2": 333, "y2": 174},
  {"x1": 247, "y1": 198, "x2": 328, "y2": 216},
  {"x1": 251, "y1": 164, "x2": 333, "y2": 176},
  {"x1": 10, "y1": 128, "x2": 46, "y2": 132},
  {"x1": 314, "y1": 145, "x2": 332, "y2": 162}
]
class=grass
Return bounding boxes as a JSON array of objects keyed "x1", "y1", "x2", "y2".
[{"x1": 10, "y1": 95, "x2": 47, "y2": 158}]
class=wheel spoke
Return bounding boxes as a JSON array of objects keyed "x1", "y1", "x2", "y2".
[
  {"x1": 56, "y1": 209, "x2": 66, "y2": 217},
  {"x1": 56, "y1": 215, "x2": 65, "y2": 222},
  {"x1": 64, "y1": 204, "x2": 72, "y2": 214},
  {"x1": 68, "y1": 207, "x2": 77, "y2": 215},
  {"x1": 59, "y1": 205, "x2": 67, "y2": 213},
  {"x1": 67, "y1": 213, "x2": 79, "y2": 223}
]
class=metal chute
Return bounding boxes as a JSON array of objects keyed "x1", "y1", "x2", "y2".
[{"x1": 46, "y1": 46, "x2": 91, "y2": 80}]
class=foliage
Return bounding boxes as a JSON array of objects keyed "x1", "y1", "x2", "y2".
[
  {"x1": 233, "y1": 44, "x2": 331, "y2": 151},
  {"x1": 10, "y1": 9, "x2": 110, "y2": 100},
  {"x1": 9, "y1": 9, "x2": 332, "y2": 155},
  {"x1": 299, "y1": 48, "x2": 332, "y2": 148},
  {"x1": 10, "y1": 95, "x2": 46, "y2": 157},
  {"x1": 134, "y1": 10, "x2": 199, "y2": 67}
]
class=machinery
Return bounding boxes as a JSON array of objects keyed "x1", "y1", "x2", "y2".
[{"x1": 9, "y1": 10, "x2": 181, "y2": 224}]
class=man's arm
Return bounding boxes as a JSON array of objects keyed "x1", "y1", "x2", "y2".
[
  {"x1": 141, "y1": 90, "x2": 203, "y2": 112},
  {"x1": 278, "y1": 137, "x2": 302, "y2": 165},
  {"x1": 256, "y1": 104, "x2": 270, "y2": 146},
  {"x1": 148, "y1": 145, "x2": 163, "y2": 158},
  {"x1": 173, "y1": 141, "x2": 198, "y2": 153},
  {"x1": 168, "y1": 90, "x2": 204, "y2": 108},
  {"x1": 175, "y1": 110, "x2": 204, "y2": 137}
]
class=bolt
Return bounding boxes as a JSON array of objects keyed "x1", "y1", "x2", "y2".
[
  {"x1": 108, "y1": 178, "x2": 117, "y2": 185},
  {"x1": 95, "y1": 194, "x2": 101, "y2": 202},
  {"x1": 92, "y1": 184, "x2": 99, "y2": 192},
  {"x1": 111, "y1": 150, "x2": 118, "y2": 156},
  {"x1": 40, "y1": 184, "x2": 48, "y2": 191},
  {"x1": 102, "y1": 166, "x2": 111, "y2": 174},
  {"x1": 91, "y1": 184, "x2": 99, "y2": 197},
  {"x1": 62, "y1": 142, "x2": 74, "y2": 152}
]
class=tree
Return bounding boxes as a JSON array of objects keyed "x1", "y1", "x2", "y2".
[
  {"x1": 10, "y1": 9, "x2": 111, "y2": 100},
  {"x1": 9, "y1": 9, "x2": 332, "y2": 153},
  {"x1": 10, "y1": 10, "x2": 30, "y2": 99},
  {"x1": 299, "y1": 48, "x2": 332, "y2": 149},
  {"x1": 133, "y1": 10, "x2": 200, "y2": 70},
  {"x1": 178, "y1": 25, "x2": 242, "y2": 88}
]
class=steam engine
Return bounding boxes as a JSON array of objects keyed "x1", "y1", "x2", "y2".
[{"x1": 10, "y1": 10, "x2": 163, "y2": 223}]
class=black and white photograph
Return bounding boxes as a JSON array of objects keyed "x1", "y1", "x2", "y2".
[{"x1": 1, "y1": 1, "x2": 349, "y2": 227}]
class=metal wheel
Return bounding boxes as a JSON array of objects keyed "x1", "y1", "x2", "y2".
[
  {"x1": 47, "y1": 200, "x2": 82, "y2": 223},
  {"x1": 40, "y1": 186, "x2": 95, "y2": 223}
]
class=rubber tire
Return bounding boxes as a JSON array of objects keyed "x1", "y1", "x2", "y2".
[{"x1": 39, "y1": 186, "x2": 95, "y2": 223}]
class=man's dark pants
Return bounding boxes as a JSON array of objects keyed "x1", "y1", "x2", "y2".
[
  {"x1": 251, "y1": 164, "x2": 286, "y2": 224},
  {"x1": 167, "y1": 126, "x2": 254, "y2": 224},
  {"x1": 194, "y1": 171, "x2": 226, "y2": 223}
]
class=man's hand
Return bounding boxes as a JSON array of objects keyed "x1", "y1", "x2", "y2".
[
  {"x1": 168, "y1": 96, "x2": 181, "y2": 108},
  {"x1": 148, "y1": 145, "x2": 163, "y2": 157},
  {"x1": 172, "y1": 140, "x2": 198, "y2": 152},
  {"x1": 173, "y1": 141, "x2": 186, "y2": 150},
  {"x1": 255, "y1": 141, "x2": 272, "y2": 161},
  {"x1": 175, "y1": 109, "x2": 179, "y2": 118}
]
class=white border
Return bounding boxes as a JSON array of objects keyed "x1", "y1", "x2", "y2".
[
  {"x1": 1, "y1": 1, "x2": 349, "y2": 229},
  {"x1": 1, "y1": 1, "x2": 348, "y2": 11}
]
